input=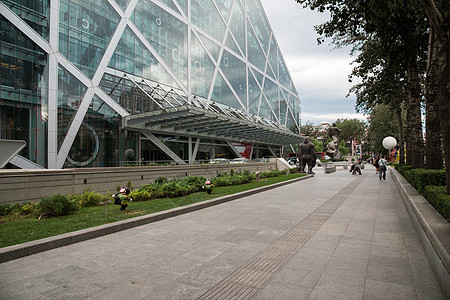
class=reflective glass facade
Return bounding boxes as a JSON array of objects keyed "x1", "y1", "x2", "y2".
[{"x1": 1, "y1": 0, "x2": 301, "y2": 169}]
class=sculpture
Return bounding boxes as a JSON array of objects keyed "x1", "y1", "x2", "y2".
[
  {"x1": 298, "y1": 137, "x2": 316, "y2": 174},
  {"x1": 326, "y1": 123, "x2": 341, "y2": 161}
]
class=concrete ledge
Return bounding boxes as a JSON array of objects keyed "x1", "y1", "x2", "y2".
[
  {"x1": 0, "y1": 174, "x2": 313, "y2": 263},
  {"x1": 391, "y1": 168, "x2": 450, "y2": 298}
]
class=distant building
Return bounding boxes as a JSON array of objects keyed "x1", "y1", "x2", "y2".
[{"x1": 0, "y1": 0, "x2": 301, "y2": 169}]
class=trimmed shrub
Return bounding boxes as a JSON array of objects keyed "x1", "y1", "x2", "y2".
[
  {"x1": 423, "y1": 186, "x2": 450, "y2": 221},
  {"x1": 403, "y1": 168, "x2": 446, "y2": 193},
  {"x1": 395, "y1": 164, "x2": 413, "y2": 176},
  {"x1": 73, "y1": 190, "x2": 103, "y2": 207},
  {"x1": 129, "y1": 190, "x2": 151, "y2": 202},
  {"x1": 37, "y1": 195, "x2": 79, "y2": 217}
]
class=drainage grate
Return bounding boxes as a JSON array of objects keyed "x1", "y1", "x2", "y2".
[{"x1": 198, "y1": 177, "x2": 363, "y2": 300}]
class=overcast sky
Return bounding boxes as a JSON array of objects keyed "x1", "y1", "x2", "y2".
[{"x1": 260, "y1": 0, "x2": 367, "y2": 126}]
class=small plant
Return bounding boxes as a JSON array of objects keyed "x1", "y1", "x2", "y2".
[
  {"x1": 155, "y1": 176, "x2": 168, "y2": 184},
  {"x1": 73, "y1": 190, "x2": 103, "y2": 207},
  {"x1": 37, "y1": 194, "x2": 79, "y2": 217}
]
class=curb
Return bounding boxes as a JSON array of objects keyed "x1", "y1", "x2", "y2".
[
  {"x1": 391, "y1": 168, "x2": 450, "y2": 298},
  {"x1": 0, "y1": 174, "x2": 313, "y2": 263}
]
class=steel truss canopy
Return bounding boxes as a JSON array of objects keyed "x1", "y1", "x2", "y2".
[{"x1": 123, "y1": 104, "x2": 302, "y2": 146}]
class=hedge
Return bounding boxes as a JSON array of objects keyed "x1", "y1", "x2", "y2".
[
  {"x1": 403, "y1": 168, "x2": 446, "y2": 193},
  {"x1": 423, "y1": 186, "x2": 450, "y2": 221}
]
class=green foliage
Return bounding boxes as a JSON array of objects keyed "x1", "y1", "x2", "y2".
[
  {"x1": 423, "y1": 186, "x2": 450, "y2": 221},
  {"x1": 395, "y1": 164, "x2": 413, "y2": 176},
  {"x1": 37, "y1": 195, "x2": 79, "y2": 217},
  {"x1": 72, "y1": 190, "x2": 103, "y2": 207},
  {"x1": 155, "y1": 177, "x2": 168, "y2": 184},
  {"x1": 403, "y1": 169, "x2": 446, "y2": 193},
  {"x1": 260, "y1": 170, "x2": 285, "y2": 178},
  {"x1": 0, "y1": 202, "x2": 39, "y2": 217},
  {"x1": 338, "y1": 139, "x2": 350, "y2": 156},
  {"x1": 129, "y1": 190, "x2": 151, "y2": 202}
]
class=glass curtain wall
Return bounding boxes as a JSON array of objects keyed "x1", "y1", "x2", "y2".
[{"x1": 1, "y1": 0, "x2": 301, "y2": 168}]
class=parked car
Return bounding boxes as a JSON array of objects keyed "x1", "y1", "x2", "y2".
[
  {"x1": 230, "y1": 158, "x2": 248, "y2": 164},
  {"x1": 287, "y1": 157, "x2": 298, "y2": 165}
]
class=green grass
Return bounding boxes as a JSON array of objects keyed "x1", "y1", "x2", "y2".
[{"x1": 0, "y1": 173, "x2": 305, "y2": 248}]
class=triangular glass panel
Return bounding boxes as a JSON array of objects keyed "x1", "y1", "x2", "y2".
[
  {"x1": 265, "y1": 61, "x2": 277, "y2": 81},
  {"x1": 174, "y1": 0, "x2": 188, "y2": 15},
  {"x1": 247, "y1": 20, "x2": 267, "y2": 73},
  {"x1": 263, "y1": 78, "x2": 279, "y2": 122},
  {"x1": 131, "y1": 1, "x2": 188, "y2": 87},
  {"x1": 114, "y1": 0, "x2": 130, "y2": 11},
  {"x1": 229, "y1": 1, "x2": 246, "y2": 56},
  {"x1": 66, "y1": 95, "x2": 121, "y2": 168},
  {"x1": 259, "y1": 96, "x2": 273, "y2": 121},
  {"x1": 279, "y1": 88, "x2": 288, "y2": 127},
  {"x1": 59, "y1": 0, "x2": 121, "y2": 79},
  {"x1": 155, "y1": 0, "x2": 180, "y2": 14},
  {"x1": 245, "y1": 0, "x2": 271, "y2": 53},
  {"x1": 278, "y1": 55, "x2": 291, "y2": 89},
  {"x1": 198, "y1": 32, "x2": 222, "y2": 63},
  {"x1": 288, "y1": 94, "x2": 300, "y2": 129},
  {"x1": 220, "y1": 50, "x2": 247, "y2": 104},
  {"x1": 249, "y1": 67, "x2": 264, "y2": 87},
  {"x1": 248, "y1": 70, "x2": 261, "y2": 115},
  {"x1": 214, "y1": 0, "x2": 233, "y2": 22},
  {"x1": 108, "y1": 27, "x2": 181, "y2": 90},
  {"x1": 2, "y1": 1, "x2": 50, "y2": 41},
  {"x1": 268, "y1": 36, "x2": 278, "y2": 80},
  {"x1": 225, "y1": 32, "x2": 242, "y2": 57},
  {"x1": 191, "y1": 0, "x2": 226, "y2": 43},
  {"x1": 191, "y1": 34, "x2": 216, "y2": 99},
  {"x1": 212, "y1": 72, "x2": 244, "y2": 110},
  {"x1": 57, "y1": 64, "x2": 88, "y2": 152}
]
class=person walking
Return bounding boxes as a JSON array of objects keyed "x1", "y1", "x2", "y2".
[
  {"x1": 374, "y1": 156, "x2": 380, "y2": 174},
  {"x1": 378, "y1": 155, "x2": 387, "y2": 180},
  {"x1": 352, "y1": 159, "x2": 362, "y2": 175}
]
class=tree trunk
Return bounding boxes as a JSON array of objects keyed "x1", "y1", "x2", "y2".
[
  {"x1": 395, "y1": 108, "x2": 405, "y2": 165},
  {"x1": 425, "y1": 26, "x2": 443, "y2": 169},
  {"x1": 421, "y1": 0, "x2": 450, "y2": 193},
  {"x1": 405, "y1": 57, "x2": 425, "y2": 168}
]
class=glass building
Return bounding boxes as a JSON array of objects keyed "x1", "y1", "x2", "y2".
[{"x1": 0, "y1": 0, "x2": 301, "y2": 169}]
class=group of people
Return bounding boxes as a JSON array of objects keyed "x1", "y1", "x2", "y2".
[{"x1": 350, "y1": 155, "x2": 388, "y2": 180}]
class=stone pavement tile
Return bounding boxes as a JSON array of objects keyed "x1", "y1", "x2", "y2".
[
  {"x1": 175, "y1": 264, "x2": 232, "y2": 289},
  {"x1": 308, "y1": 266, "x2": 366, "y2": 300},
  {"x1": 366, "y1": 256, "x2": 414, "y2": 287},
  {"x1": 253, "y1": 282, "x2": 312, "y2": 300},
  {"x1": 43, "y1": 265, "x2": 95, "y2": 286},
  {"x1": 140, "y1": 282, "x2": 204, "y2": 300},
  {"x1": 215, "y1": 240, "x2": 271, "y2": 263},
  {"x1": 90, "y1": 281, "x2": 156, "y2": 300},
  {"x1": 363, "y1": 279, "x2": 417, "y2": 300},
  {"x1": 0, "y1": 277, "x2": 59, "y2": 299},
  {"x1": 371, "y1": 232, "x2": 406, "y2": 249}
]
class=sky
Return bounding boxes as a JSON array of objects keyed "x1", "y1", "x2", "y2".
[{"x1": 260, "y1": 0, "x2": 367, "y2": 126}]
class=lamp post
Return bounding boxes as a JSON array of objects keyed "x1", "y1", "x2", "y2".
[{"x1": 382, "y1": 136, "x2": 397, "y2": 163}]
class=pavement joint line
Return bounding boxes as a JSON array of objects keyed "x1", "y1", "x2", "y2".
[
  {"x1": 0, "y1": 174, "x2": 313, "y2": 264},
  {"x1": 197, "y1": 176, "x2": 364, "y2": 300}
]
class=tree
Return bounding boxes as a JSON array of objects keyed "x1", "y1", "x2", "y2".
[
  {"x1": 420, "y1": 0, "x2": 449, "y2": 192},
  {"x1": 295, "y1": 0, "x2": 426, "y2": 168},
  {"x1": 335, "y1": 118, "x2": 367, "y2": 149},
  {"x1": 367, "y1": 104, "x2": 405, "y2": 155}
]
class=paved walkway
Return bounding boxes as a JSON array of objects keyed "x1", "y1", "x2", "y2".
[{"x1": 0, "y1": 166, "x2": 445, "y2": 299}]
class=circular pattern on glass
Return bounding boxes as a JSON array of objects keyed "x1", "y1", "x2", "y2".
[
  {"x1": 194, "y1": 61, "x2": 202, "y2": 71},
  {"x1": 67, "y1": 122, "x2": 100, "y2": 167}
]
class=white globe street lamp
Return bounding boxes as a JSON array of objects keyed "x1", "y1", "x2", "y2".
[
  {"x1": 382, "y1": 136, "x2": 397, "y2": 150},
  {"x1": 382, "y1": 136, "x2": 397, "y2": 162}
]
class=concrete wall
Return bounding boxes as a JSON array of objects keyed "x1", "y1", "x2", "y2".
[{"x1": 0, "y1": 161, "x2": 278, "y2": 204}]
